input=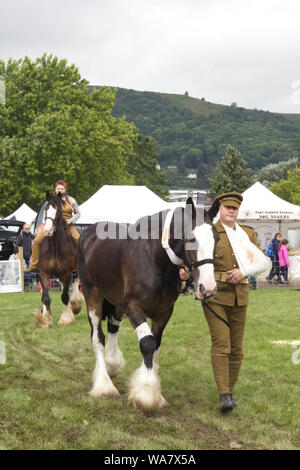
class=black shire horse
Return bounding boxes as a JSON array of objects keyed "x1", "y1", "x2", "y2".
[
  {"x1": 35, "y1": 192, "x2": 84, "y2": 328},
  {"x1": 77, "y1": 197, "x2": 219, "y2": 414}
]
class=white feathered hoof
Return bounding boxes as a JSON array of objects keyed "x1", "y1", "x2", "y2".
[
  {"x1": 105, "y1": 354, "x2": 126, "y2": 379},
  {"x1": 57, "y1": 304, "x2": 76, "y2": 325},
  {"x1": 34, "y1": 308, "x2": 52, "y2": 329},
  {"x1": 127, "y1": 364, "x2": 162, "y2": 416},
  {"x1": 70, "y1": 281, "x2": 84, "y2": 315},
  {"x1": 104, "y1": 341, "x2": 126, "y2": 378},
  {"x1": 89, "y1": 375, "x2": 120, "y2": 398}
]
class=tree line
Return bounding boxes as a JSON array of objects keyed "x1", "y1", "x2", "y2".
[{"x1": 1, "y1": 55, "x2": 299, "y2": 218}]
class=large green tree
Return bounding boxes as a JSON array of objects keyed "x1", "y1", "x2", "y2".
[
  {"x1": 270, "y1": 168, "x2": 300, "y2": 205},
  {"x1": 208, "y1": 144, "x2": 254, "y2": 196},
  {"x1": 0, "y1": 55, "x2": 139, "y2": 215},
  {"x1": 255, "y1": 158, "x2": 298, "y2": 188},
  {"x1": 126, "y1": 135, "x2": 169, "y2": 199}
]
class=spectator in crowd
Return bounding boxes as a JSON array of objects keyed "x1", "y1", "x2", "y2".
[
  {"x1": 16, "y1": 223, "x2": 34, "y2": 267},
  {"x1": 278, "y1": 239, "x2": 290, "y2": 284},
  {"x1": 266, "y1": 232, "x2": 281, "y2": 284}
]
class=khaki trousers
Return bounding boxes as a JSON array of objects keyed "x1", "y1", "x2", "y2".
[
  {"x1": 30, "y1": 224, "x2": 80, "y2": 269},
  {"x1": 202, "y1": 301, "x2": 247, "y2": 395}
]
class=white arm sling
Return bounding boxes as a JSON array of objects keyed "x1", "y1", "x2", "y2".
[{"x1": 222, "y1": 223, "x2": 271, "y2": 277}]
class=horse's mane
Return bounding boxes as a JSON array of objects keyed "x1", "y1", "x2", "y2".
[{"x1": 46, "y1": 193, "x2": 70, "y2": 237}]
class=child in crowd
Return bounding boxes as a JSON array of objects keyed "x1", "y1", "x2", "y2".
[{"x1": 278, "y1": 239, "x2": 290, "y2": 284}]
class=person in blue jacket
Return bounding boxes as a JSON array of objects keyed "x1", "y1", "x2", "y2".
[{"x1": 266, "y1": 232, "x2": 281, "y2": 284}]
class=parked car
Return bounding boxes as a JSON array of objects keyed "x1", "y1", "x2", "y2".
[{"x1": 0, "y1": 220, "x2": 25, "y2": 261}]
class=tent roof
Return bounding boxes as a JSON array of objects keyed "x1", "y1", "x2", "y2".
[
  {"x1": 77, "y1": 185, "x2": 170, "y2": 224},
  {"x1": 238, "y1": 182, "x2": 300, "y2": 221},
  {"x1": 5, "y1": 203, "x2": 37, "y2": 224}
]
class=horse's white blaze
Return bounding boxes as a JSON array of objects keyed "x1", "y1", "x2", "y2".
[
  {"x1": 128, "y1": 362, "x2": 162, "y2": 414},
  {"x1": 44, "y1": 204, "x2": 57, "y2": 231},
  {"x1": 89, "y1": 310, "x2": 119, "y2": 397},
  {"x1": 193, "y1": 223, "x2": 216, "y2": 298},
  {"x1": 104, "y1": 328, "x2": 126, "y2": 378}
]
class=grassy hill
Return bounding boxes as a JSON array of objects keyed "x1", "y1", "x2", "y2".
[{"x1": 102, "y1": 87, "x2": 300, "y2": 188}]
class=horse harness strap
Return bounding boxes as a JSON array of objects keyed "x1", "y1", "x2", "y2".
[{"x1": 161, "y1": 208, "x2": 183, "y2": 265}]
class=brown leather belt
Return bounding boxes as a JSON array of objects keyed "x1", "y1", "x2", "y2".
[{"x1": 214, "y1": 271, "x2": 248, "y2": 284}]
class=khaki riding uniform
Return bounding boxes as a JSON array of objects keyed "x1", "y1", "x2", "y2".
[
  {"x1": 202, "y1": 219, "x2": 261, "y2": 395},
  {"x1": 29, "y1": 197, "x2": 80, "y2": 269}
]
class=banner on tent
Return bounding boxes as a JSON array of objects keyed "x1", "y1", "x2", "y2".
[
  {"x1": 0, "y1": 260, "x2": 22, "y2": 293},
  {"x1": 242, "y1": 209, "x2": 299, "y2": 220}
]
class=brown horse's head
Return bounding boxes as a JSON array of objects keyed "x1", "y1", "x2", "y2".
[{"x1": 44, "y1": 191, "x2": 66, "y2": 235}]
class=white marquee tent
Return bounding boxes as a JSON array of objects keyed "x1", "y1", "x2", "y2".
[
  {"x1": 77, "y1": 185, "x2": 170, "y2": 225},
  {"x1": 238, "y1": 182, "x2": 300, "y2": 250},
  {"x1": 238, "y1": 182, "x2": 300, "y2": 278},
  {"x1": 4, "y1": 203, "x2": 37, "y2": 225}
]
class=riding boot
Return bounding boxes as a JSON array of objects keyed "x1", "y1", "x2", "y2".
[{"x1": 24, "y1": 230, "x2": 46, "y2": 272}]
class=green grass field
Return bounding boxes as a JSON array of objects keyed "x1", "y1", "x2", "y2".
[{"x1": 0, "y1": 288, "x2": 299, "y2": 450}]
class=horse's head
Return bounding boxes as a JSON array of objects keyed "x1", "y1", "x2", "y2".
[
  {"x1": 44, "y1": 191, "x2": 64, "y2": 235},
  {"x1": 182, "y1": 197, "x2": 220, "y2": 300}
]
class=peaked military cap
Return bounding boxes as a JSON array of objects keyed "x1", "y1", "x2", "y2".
[{"x1": 216, "y1": 192, "x2": 243, "y2": 209}]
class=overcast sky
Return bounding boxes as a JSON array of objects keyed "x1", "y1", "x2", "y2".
[{"x1": 1, "y1": 0, "x2": 300, "y2": 113}]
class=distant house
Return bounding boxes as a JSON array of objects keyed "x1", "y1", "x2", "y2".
[
  {"x1": 156, "y1": 163, "x2": 161, "y2": 170},
  {"x1": 167, "y1": 165, "x2": 178, "y2": 171},
  {"x1": 186, "y1": 173, "x2": 197, "y2": 179}
]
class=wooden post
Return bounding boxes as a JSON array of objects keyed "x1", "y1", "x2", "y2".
[{"x1": 16, "y1": 246, "x2": 24, "y2": 292}]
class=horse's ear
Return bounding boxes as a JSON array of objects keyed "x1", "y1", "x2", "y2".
[
  {"x1": 205, "y1": 198, "x2": 220, "y2": 223},
  {"x1": 185, "y1": 196, "x2": 196, "y2": 229},
  {"x1": 46, "y1": 191, "x2": 50, "y2": 200}
]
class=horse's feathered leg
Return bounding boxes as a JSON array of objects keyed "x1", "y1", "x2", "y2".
[
  {"x1": 57, "y1": 275, "x2": 75, "y2": 325},
  {"x1": 126, "y1": 301, "x2": 161, "y2": 416},
  {"x1": 104, "y1": 302, "x2": 126, "y2": 378},
  {"x1": 35, "y1": 273, "x2": 52, "y2": 329},
  {"x1": 150, "y1": 313, "x2": 175, "y2": 408},
  {"x1": 84, "y1": 290, "x2": 120, "y2": 398}
]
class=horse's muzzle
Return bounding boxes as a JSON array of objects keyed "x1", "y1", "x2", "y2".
[{"x1": 196, "y1": 284, "x2": 217, "y2": 301}]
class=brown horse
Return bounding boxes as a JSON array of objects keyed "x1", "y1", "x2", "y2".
[
  {"x1": 77, "y1": 197, "x2": 219, "y2": 415},
  {"x1": 35, "y1": 192, "x2": 84, "y2": 328}
]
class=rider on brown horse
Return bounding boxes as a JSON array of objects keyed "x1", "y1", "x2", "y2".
[{"x1": 25, "y1": 180, "x2": 81, "y2": 273}]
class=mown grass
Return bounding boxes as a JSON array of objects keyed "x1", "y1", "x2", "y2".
[{"x1": 0, "y1": 288, "x2": 299, "y2": 450}]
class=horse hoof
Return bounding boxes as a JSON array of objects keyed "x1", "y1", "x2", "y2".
[
  {"x1": 34, "y1": 309, "x2": 52, "y2": 329},
  {"x1": 57, "y1": 313, "x2": 76, "y2": 325},
  {"x1": 89, "y1": 387, "x2": 120, "y2": 398}
]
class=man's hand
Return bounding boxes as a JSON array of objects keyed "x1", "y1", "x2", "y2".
[
  {"x1": 66, "y1": 219, "x2": 72, "y2": 225},
  {"x1": 226, "y1": 268, "x2": 244, "y2": 284},
  {"x1": 179, "y1": 267, "x2": 190, "y2": 281}
]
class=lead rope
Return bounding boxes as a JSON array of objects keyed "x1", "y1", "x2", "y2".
[{"x1": 201, "y1": 300, "x2": 230, "y2": 328}]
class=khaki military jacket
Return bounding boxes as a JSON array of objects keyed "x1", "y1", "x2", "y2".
[{"x1": 208, "y1": 219, "x2": 261, "y2": 307}]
